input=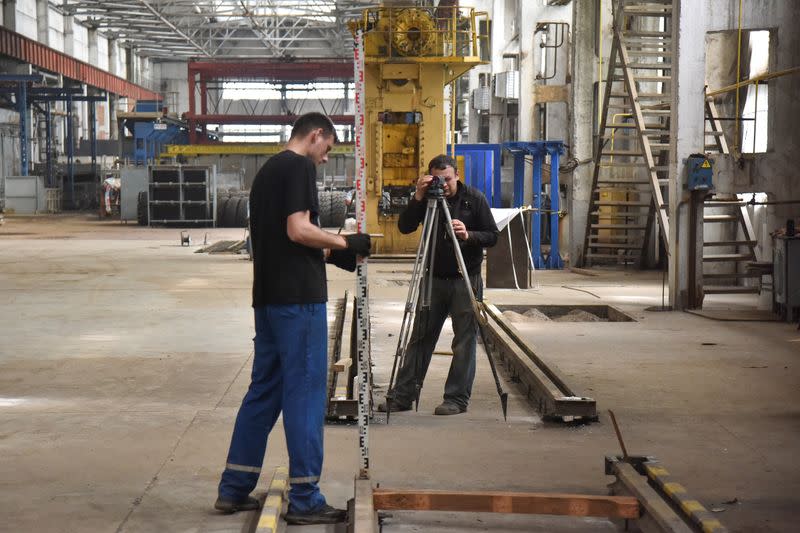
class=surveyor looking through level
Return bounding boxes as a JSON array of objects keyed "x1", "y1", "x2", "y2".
[
  {"x1": 214, "y1": 112, "x2": 370, "y2": 525},
  {"x1": 379, "y1": 154, "x2": 499, "y2": 416}
]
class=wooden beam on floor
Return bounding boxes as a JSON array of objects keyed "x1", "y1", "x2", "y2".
[{"x1": 372, "y1": 489, "x2": 639, "y2": 519}]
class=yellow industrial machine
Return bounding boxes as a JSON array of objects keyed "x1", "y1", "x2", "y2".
[{"x1": 349, "y1": 4, "x2": 487, "y2": 253}]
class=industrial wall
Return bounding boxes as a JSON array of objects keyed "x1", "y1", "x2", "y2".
[
  {"x1": 700, "y1": 0, "x2": 800, "y2": 231},
  {"x1": 1, "y1": 0, "x2": 153, "y2": 172},
  {"x1": 671, "y1": 0, "x2": 800, "y2": 304}
]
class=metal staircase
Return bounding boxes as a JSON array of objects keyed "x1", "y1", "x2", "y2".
[
  {"x1": 701, "y1": 101, "x2": 760, "y2": 295},
  {"x1": 702, "y1": 197, "x2": 760, "y2": 294},
  {"x1": 584, "y1": 0, "x2": 674, "y2": 267}
]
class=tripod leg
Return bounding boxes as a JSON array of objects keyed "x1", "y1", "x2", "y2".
[
  {"x1": 386, "y1": 199, "x2": 438, "y2": 420},
  {"x1": 422, "y1": 207, "x2": 439, "y2": 309},
  {"x1": 437, "y1": 197, "x2": 509, "y2": 420}
]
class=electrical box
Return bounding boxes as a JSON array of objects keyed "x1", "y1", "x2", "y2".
[
  {"x1": 687, "y1": 154, "x2": 713, "y2": 191},
  {"x1": 472, "y1": 87, "x2": 490, "y2": 111},
  {"x1": 494, "y1": 71, "x2": 519, "y2": 100},
  {"x1": 773, "y1": 235, "x2": 800, "y2": 322}
]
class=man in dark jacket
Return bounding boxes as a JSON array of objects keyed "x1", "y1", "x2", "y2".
[{"x1": 380, "y1": 154, "x2": 498, "y2": 415}]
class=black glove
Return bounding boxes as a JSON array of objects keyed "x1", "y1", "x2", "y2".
[
  {"x1": 327, "y1": 249, "x2": 357, "y2": 272},
  {"x1": 344, "y1": 233, "x2": 371, "y2": 257}
]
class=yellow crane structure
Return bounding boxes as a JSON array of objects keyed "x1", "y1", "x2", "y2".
[{"x1": 349, "y1": 4, "x2": 487, "y2": 254}]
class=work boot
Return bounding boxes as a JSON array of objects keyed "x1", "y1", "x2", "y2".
[
  {"x1": 377, "y1": 400, "x2": 412, "y2": 413},
  {"x1": 214, "y1": 495, "x2": 261, "y2": 514},
  {"x1": 284, "y1": 503, "x2": 347, "y2": 525},
  {"x1": 434, "y1": 402, "x2": 466, "y2": 415}
]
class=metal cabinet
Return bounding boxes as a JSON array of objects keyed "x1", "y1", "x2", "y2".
[
  {"x1": 773, "y1": 236, "x2": 800, "y2": 321},
  {"x1": 147, "y1": 165, "x2": 216, "y2": 226}
]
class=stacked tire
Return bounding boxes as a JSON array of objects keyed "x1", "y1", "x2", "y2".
[
  {"x1": 318, "y1": 190, "x2": 348, "y2": 229},
  {"x1": 216, "y1": 195, "x2": 249, "y2": 228},
  {"x1": 137, "y1": 191, "x2": 148, "y2": 225}
]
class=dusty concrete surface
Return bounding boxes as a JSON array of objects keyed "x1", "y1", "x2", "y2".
[{"x1": 0, "y1": 214, "x2": 798, "y2": 533}]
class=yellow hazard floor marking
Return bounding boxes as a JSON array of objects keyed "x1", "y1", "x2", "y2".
[
  {"x1": 646, "y1": 466, "x2": 670, "y2": 477},
  {"x1": 264, "y1": 495, "x2": 283, "y2": 509},
  {"x1": 702, "y1": 519, "x2": 724, "y2": 532},
  {"x1": 257, "y1": 515, "x2": 277, "y2": 530},
  {"x1": 680, "y1": 499, "x2": 706, "y2": 513},
  {"x1": 662, "y1": 482, "x2": 686, "y2": 496},
  {"x1": 256, "y1": 466, "x2": 289, "y2": 532}
]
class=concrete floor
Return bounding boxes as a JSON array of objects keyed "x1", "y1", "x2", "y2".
[{"x1": 0, "y1": 214, "x2": 798, "y2": 533}]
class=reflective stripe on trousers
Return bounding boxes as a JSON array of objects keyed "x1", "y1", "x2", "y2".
[{"x1": 218, "y1": 303, "x2": 328, "y2": 513}]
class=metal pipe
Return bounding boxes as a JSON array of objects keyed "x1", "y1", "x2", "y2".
[
  {"x1": 18, "y1": 82, "x2": 29, "y2": 176},
  {"x1": 45, "y1": 101, "x2": 52, "y2": 187},
  {"x1": 706, "y1": 66, "x2": 800, "y2": 97},
  {"x1": 67, "y1": 94, "x2": 74, "y2": 206},
  {"x1": 89, "y1": 100, "x2": 97, "y2": 180}
]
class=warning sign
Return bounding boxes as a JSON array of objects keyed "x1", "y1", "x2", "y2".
[{"x1": 701, "y1": 160, "x2": 711, "y2": 168}]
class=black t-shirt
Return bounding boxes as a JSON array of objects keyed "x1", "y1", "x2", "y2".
[{"x1": 250, "y1": 150, "x2": 327, "y2": 306}]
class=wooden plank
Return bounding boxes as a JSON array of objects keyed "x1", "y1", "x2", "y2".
[
  {"x1": 533, "y1": 84, "x2": 569, "y2": 103},
  {"x1": 333, "y1": 357, "x2": 353, "y2": 373},
  {"x1": 372, "y1": 489, "x2": 639, "y2": 519}
]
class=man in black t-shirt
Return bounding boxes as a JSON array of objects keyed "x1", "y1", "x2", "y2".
[
  {"x1": 215, "y1": 113, "x2": 370, "y2": 525},
  {"x1": 379, "y1": 155, "x2": 498, "y2": 416}
]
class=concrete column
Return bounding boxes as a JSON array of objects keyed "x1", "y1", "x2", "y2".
[
  {"x1": 108, "y1": 39, "x2": 120, "y2": 76},
  {"x1": 518, "y1": 0, "x2": 536, "y2": 141},
  {"x1": 87, "y1": 28, "x2": 99, "y2": 67},
  {"x1": 670, "y1": 0, "x2": 707, "y2": 309},
  {"x1": 3, "y1": 0, "x2": 17, "y2": 32},
  {"x1": 36, "y1": 0, "x2": 49, "y2": 46},
  {"x1": 63, "y1": 11, "x2": 74, "y2": 57},
  {"x1": 138, "y1": 56, "x2": 152, "y2": 88},
  {"x1": 487, "y1": 0, "x2": 507, "y2": 143},
  {"x1": 568, "y1": 0, "x2": 596, "y2": 265},
  {"x1": 109, "y1": 94, "x2": 117, "y2": 141}
]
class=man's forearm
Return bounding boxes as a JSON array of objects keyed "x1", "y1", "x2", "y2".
[{"x1": 290, "y1": 221, "x2": 348, "y2": 250}]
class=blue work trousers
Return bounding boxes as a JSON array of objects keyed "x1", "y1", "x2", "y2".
[
  {"x1": 218, "y1": 303, "x2": 328, "y2": 513},
  {"x1": 393, "y1": 274, "x2": 482, "y2": 410}
]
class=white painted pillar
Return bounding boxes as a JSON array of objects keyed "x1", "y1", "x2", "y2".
[
  {"x1": 518, "y1": 0, "x2": 536, "y2": 141},
  {"x1": 670, "y1": 0, "x2": 707, "y2": 308}
]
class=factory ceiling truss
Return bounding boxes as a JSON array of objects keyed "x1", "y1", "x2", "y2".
[{"x1": 57, "y1": 0, "x2": 378, "y2": 59}]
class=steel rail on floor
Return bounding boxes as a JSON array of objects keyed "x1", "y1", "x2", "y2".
[{"x1": 481, "y1": 302, "x2": 598, "y2": 422}]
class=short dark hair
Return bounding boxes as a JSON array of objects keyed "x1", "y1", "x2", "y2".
[
  {"x1": 290, "y1": 112, "x2": 338, "y2": 141},
  {"x1": 428, "y1": 154, "x2": 458, "y2": 174}
]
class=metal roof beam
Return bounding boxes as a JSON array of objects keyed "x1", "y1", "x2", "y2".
[{"x1": 135, "y1": 0, "x2": 212, "y2": 56}]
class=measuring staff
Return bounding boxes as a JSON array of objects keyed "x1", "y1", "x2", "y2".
[{"x1": 214, "y1": 112, "x2": 370, "y2": 525}]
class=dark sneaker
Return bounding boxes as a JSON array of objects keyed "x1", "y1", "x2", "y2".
[
  {"x1": 377, "y1": 400, "x2": 412, "y2": 413},
  {"x1": 214, "y1": 495, "x2": 261, "y2": 514},
  {"x1": 434, "y1": 402, "x2": 466, "y2": 415},
  {"x1": 284, "y1": 503, "x2": 347, "y2": 525}
]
